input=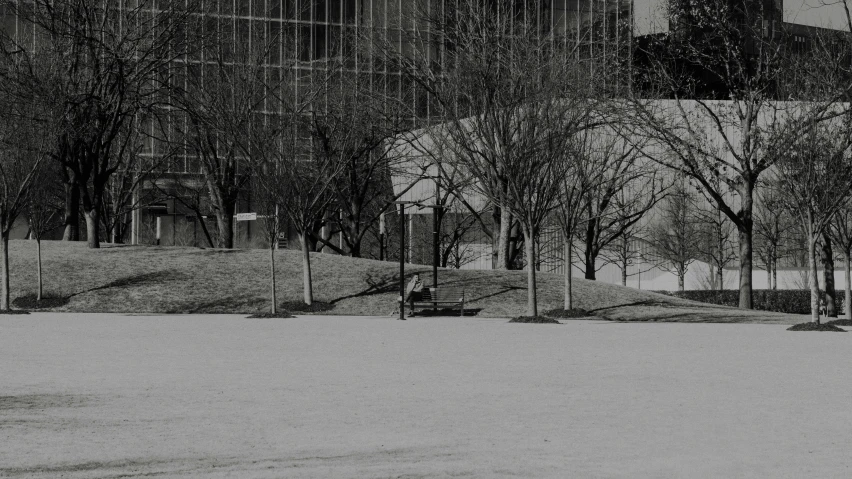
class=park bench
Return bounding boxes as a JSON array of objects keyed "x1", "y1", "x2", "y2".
[{"x1": 409, "y1": 287, "x2": 466, "y2": 316}]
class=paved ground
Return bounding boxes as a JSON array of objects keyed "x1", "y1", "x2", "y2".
[{"x1": 2, "y1": 313, "x2": 852, "y2": 478}]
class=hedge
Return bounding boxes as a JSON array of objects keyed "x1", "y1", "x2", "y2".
[{"x1": 654, "y1": 289, "x2": 846, "y2": 315}]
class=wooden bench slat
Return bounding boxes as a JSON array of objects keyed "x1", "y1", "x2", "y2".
[{"x1": 408, "y1": 288, "x2": 466, "y2": 316}]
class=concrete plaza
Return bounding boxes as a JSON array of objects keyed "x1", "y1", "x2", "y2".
[{"x1": 2, "y1": 313, "x2": 851, "y2": 478}]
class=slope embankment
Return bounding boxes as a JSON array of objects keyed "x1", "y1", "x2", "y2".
[{"x1": 2, "y1": 240, "x2": 804, "y2": 323}]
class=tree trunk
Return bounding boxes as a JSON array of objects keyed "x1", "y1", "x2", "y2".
[
  {"x1": 524, "y1": 228, "x2": 537, "y2": 317},
  {"x1": 564, "y1": 233, "x2": 573, "y2": 310},
  {"x1": 62, "y1": 174, "x2": 80, "y2": 241},
  {"x1": 678, "y1": 267, "x2": 685, "y2": 292},
  {"x1": 735, "y1": 181, "x2": 755, "y2": 308},
  {"x1": 195, "y1": 212, "x2": 215, "y2": 248},
  {"x1": 717, "y1": 263, "x2": 724, "y2": 290},
  {"x1": 215, "y1": 202, "x2": 236, "y2": 249},
  {"x1": 584, "y1": 246, "x2": 596, "y2": 280},
  {"x1": 348, "y1": 240, "x2": 361, "y2": 258},
  {"x1": 809, "y1": 234, "x2": 820, "y2": 323},
  {"x1": 84, "y1": 208, "x2": 100, "y2": 249},
  {"x1": 0, "y1": 235, "x2": 8, "y2": 311},
  {"x1": 496, "y1": 208, "x2": 512, "y2": 270},
  {"x1": 269, "y1": 245, "x2": 277, "y2": 314},
  {"x1": 717, "y1": 209, "x2": 724, "y2": 289},
  {"x1": 508, "y1": 221, "x2": 521, "y2": 270},
  {"x1": 822, "y1": 232, "x2": 837, "y2": 317},
  {"x1": 772, "y1": 256, "x2": 778, "y2": 290},
  {"x1": 737, "y1": 226, "x2": 753, "y2": 309},
  {"x1": 584, "y1": 216, "x2": 597, "y2": 280},
  {"x1": 300, "y1": 232, "x2": 314, "y2": 305},
  {"x1": 36, "y1": 239, "x2": 42, "y2": 302},
  {"x1": 845, "y1": 252, "x2": 851, "y2": 319}
]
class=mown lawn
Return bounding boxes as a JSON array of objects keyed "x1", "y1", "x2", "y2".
[{"x1": 4, "y1": 240, "x2": 805, "y2": 322}]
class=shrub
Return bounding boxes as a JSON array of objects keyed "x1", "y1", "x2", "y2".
[
  {"x1": 825, "y1": 319, "x2": 852, "y2": 326},
  {"x1": 543, "y1": 308, "x2": 593, "y2": 319},
  {"x1": 509, "y1": 316, "x2": 561, "y2": 324},
  {"x1": 787, "y1": 322, "x2": 845, "y2": 332},
  {"x1": 279, "y1": 300, "x2": 335, "y2": 313},
  {"x1": 661, "y1": 290, "x2": 845, "y2": 315},
  {"x1": 12, "y1": 294, "x2": 70, "y2": 310},
  {"x1": 247, "y1": 311, "x2": 295, "y2": 319}
]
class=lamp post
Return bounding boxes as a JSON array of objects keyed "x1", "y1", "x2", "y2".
[{"x1": 394, "y1": 201, "x2": 419, "y2": 320}]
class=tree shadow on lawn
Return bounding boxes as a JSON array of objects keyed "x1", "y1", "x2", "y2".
[
  {"x1": 590, "y1": 300, "x2": 792, "y2": 323},
  {"x1": 329, "y1": 271, "x2": 426, "y2": 303},
  {"x1": 409, "y1": 308, "x2": 483, "y2": 317},
  {"x1": 167, "y1": 295, "x2": 267, "y2": 314},
  {"x1": 329, "y1": 271, "x2": 522, "y2": 308},
  {"x1": 0, "y1": 457, "x2": 240, "y2": 478},
  {"x1": 69, "y1": 270, "x2": 191, "y2": 297},
  {"x1": 0, "y1": 394, "x2": 92, "y2": 411},
  {"x1": 14, "y1": 271, "x2": 192, "y2": 310}
]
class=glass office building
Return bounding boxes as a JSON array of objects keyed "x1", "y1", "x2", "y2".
[{"x1": 0, "y1": 1, "x2": 635, "y2": 247}]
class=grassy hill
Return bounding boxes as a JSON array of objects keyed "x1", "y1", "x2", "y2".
[{"x1": 2, "y1": 240, "x2": 805, "y2": 323}]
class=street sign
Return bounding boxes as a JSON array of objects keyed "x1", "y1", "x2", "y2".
[{"x1": 235, "y1": 213, "x2": 257, "y2": 221}]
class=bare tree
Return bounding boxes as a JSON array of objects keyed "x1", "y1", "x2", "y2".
[
  {"x1": 754, "y1": 186, "x2": 792, "y2": 290},
  {"x1": 98, "y1": 119, "x2": 165, "y2": 245},
  {"x1": 646, "y1": 180, "x2": 703, "y2": 291},
  {"x1": 578, "y1": 126, "x2": 664, "y2": 281},
  {"x1": 822, "y1": 230, "x2": 840, "y2": 317},
  {"x1": 389, "y1": 1, "x2": 568, "y2": 270},
  {"x1": 252, "y1": 177, "x2": 284, "y2": 315},
  {"x1": 175, "y1": 21, "x2": 279, "y2": 249},
  {"x1": 602, "y1": 220, "x2": 646, "y2": 287},
  {"x1": 405, "y1": 3, "x2": 601, "y2": 316},
  {"x1": 307, "y1": 73, "x2": 417, "y2": 258},
  {"x1": 1, "y1": 0, "x2": 203, "y2": 248},
  {"x1": 151, "y1": 175, "x2": 216, "y2": 248},
  {"x1": 830, "y1": 203, "x2": 852, "y2": 318},
  {"x1": 0, "y1": 94, "x2": 51, "y2": 310},
  {"x1": 630, "y1": 0, "x2": 845, "y2": 308},
  {"x1": 253, "y1": 113, "x2": 343, "y2": 307},
  {"x1": 556, "y1": 149, "x2": 589, "y2": 311},
  {"x1": 693, "y1": 173, "x2": 738, "y2": 290},
  {"x1": 775, "y1": 117, "x2": 852, "y2": 323},
  {"x1": 25, "y1": 161, "x2": 62, "y2": 302}
]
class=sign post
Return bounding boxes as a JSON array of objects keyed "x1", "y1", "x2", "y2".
[{"x1": 235, "y1": 213, "x2": 257, "y2": 222}]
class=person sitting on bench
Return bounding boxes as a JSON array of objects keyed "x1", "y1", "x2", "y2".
[{"x1": 405, "y1": 273, "x2": 424, "y2": 302}]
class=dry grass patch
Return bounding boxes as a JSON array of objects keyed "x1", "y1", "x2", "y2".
[
  {"x1": 787, "y1": 322, "x2": 846, "y2": 332},
  {"x1": 0, "y1": 240, "x2": 810, "y2": 323}
]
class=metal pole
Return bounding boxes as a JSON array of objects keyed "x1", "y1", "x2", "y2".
[
  {"x1": 433, "y1": 181, "x2": 440, "y2": 290},
  {"x1": 399, "y1": 205, "x2": 406, "y2": 320},
  {"x1": 432, "y1": 205, "x2": 440, "y2": 312},
  {"x1": 379, "y1": 212, "x2": 386, "y2": 261},
  {"x1": 432, "y1": 206, "x2": 439, "y2": 289}
]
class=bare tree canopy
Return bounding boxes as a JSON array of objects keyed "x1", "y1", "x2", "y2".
[
  {"x1": 775, "y1": 115, "x2": 852, "y2": 322},
  {"x1": 0, "y1": 0, "x2": 205, "y2": 248}
]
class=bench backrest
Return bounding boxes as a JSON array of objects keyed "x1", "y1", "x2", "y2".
[{"x1": 420, "y1": 288, "x2": 464, "y2": 302}]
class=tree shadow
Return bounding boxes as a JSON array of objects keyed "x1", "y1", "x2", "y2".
[
  {"x1": 466, "y1": 286, "x2": 524, "y2": 303},
  {"x1": 0, "y1": 394, "x2": 91, "y2": 411},
  {"x1": 70, "y1": 270, "x2": 190, "y2": 297},
  {"x1": 329, "y1": 272, "x2": 404, "y2": 304},
  {"x1": 409, "y1": 308, "x2": 483, "y2": 317},
  {"x1": 588, "y1": 300, "x2": 675, "y2": 313},
  {"x1": 329, "y1": 271, "x2": 522, "y2": 307},
  {"x1": 170, "y1": 296, "x2": 265, "y2": 314}
]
